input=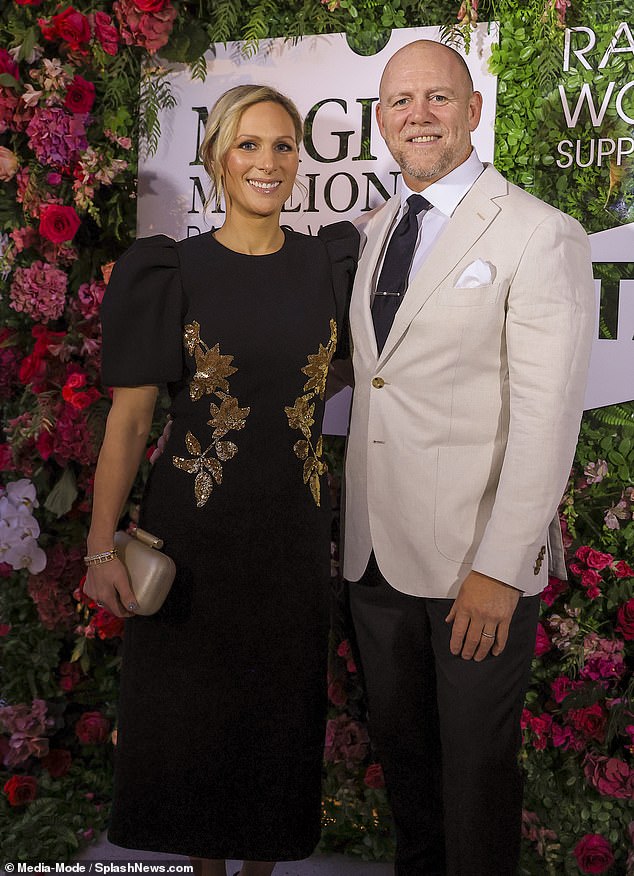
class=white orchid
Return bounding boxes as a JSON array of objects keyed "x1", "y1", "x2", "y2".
[{"x1": 0, "y1": 480, "x2": 47, "y2": 574}]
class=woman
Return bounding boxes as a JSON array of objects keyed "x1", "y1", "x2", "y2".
[{"x1": 84, "y1": 85, "x2": 358, "y2": 876}]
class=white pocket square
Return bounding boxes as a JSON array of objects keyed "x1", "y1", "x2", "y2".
[{"x1": 454, "y1": 259, "x2": 497, "y2": 288}]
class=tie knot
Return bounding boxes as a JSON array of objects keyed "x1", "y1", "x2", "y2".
[{"x1": 406, "y1": 193, "x2": 431, "y2": 216}]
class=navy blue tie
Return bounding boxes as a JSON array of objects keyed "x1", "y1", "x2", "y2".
[{"x1": 372, "y1": 193, "x2": 431, "y2": 354}]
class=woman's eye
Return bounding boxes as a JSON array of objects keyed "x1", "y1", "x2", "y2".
[
  {"x1": 276, "y1": 143, "x2": 294, "y2": 152},
  {"x1": 238, "y1": 141, "x2": 257, "y2": 150}
]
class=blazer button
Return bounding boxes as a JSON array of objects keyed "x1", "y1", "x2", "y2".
[{"x1": 371, "y1": 377, "x2": 385, "y2": 388}]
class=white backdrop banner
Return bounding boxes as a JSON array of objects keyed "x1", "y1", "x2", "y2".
[{"x1": 137, "y1": 24, "x2": 499, "y2": 239}]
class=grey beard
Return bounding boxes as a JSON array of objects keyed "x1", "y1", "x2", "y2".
[{"x1": 397, "y1": 147, "x2": 454, "y2": 183}]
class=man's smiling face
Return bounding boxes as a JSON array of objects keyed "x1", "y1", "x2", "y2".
[{"x1": 376, "y1": 40, "x2": 483, "y2": 191}]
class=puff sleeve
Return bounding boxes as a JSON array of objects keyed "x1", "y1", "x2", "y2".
[
  {"x1": 100, "y1": 235, "x2": 185, "y2": 387},
  {"x1": 317, "y1": 221, "x2": 360, "y2": 361}
]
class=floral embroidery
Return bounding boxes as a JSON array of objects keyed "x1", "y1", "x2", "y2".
[
  {"x1": 173, "y1": 321, "x2": 249, "y2": 507},
  {"x1": 284, "y1": 318, "x2": 337, "y2": 507}
]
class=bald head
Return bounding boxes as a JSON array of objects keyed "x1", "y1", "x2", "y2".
[
  {"x1": 379, "y1": 40, "x2": 474, "y2": 102},
  {"x1": 376, "y1": 39, "x2": 482, "y2": 190}
]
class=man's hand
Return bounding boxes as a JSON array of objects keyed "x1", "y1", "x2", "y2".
[{"x1": 445, "y1": 571, "x2": 522, "y2": 661}]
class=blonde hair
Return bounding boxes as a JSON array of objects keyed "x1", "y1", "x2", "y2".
[{"x1": 200, "y1": 84, "x2": 304, "y2": 210}]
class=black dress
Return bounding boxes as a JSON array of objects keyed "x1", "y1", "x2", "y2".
[{"x1": 100, "y1": 223, "x2": 358, "y2": 861}]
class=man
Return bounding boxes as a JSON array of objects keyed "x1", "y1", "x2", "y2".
[{"x1": 343, "y1": 39, "x2": 595, "y2": 875}]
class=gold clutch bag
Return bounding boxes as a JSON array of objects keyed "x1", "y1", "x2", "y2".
[{"x1": 113, "y1": 527, "x2": 176, "y2": 615}]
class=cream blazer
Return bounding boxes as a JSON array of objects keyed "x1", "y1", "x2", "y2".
[{"x1": 343, "y1": 164, "x2": 596, "y2": 598}]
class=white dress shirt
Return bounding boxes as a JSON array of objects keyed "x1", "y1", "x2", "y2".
[{"x1": 385, "y1": 148, "x2": 485, "y2": 288}]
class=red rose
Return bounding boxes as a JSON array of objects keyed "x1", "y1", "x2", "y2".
[
  {"x1": 93, "y1": 608, "x2": 125, "y2": 640},
  {"x1": 92, "y1": 11, "x2": 120, "y2": 55},
  {"x1": 41, "y1": 748, "x2": 72, "y2": 778},
  {"x1": 534, "y1": 622, "x2": 551, "y2": 657},
  {"x1": 364, "y1": 763, "x2": 385, "y2": 788},
  {"x1": 15, "y1": 0, "x2": 44, "y2": 6},
  {"x1": 568, "y1": 703, "x2": 607, "y2": 742},
  {"x1": 39, "y1": 7, "x2": 91, "y2": 51},
  {"x1": 18, "y1": 352, "x2": 47, "y2": 386},
  {"x1": 3, "y1": 775, "x2": 37, "y2": 806},
  {"x1": 613, "y1": 560, "x2": 634, "y2": 578},
  {"x1": 616, "y1": 598, "x2": 634, "y2": 640},
  {"x1": 133, "y1": 0, "x2": 169, "y2": 10},
  {"x1": 39, "y1": 204, "x2": 81, "y2": 244},
  {"x1": 64, "y1": 76, "x2": 95, "y2": 114},
  {"x1": 573, "y1": 833, "x2": 615, "y2": 874},
  {"x1": 75, "y1": 711, "x2": 109, "y2": 744},
  {"x1": 585, "y1": 550, "x2": 614, "y2": 571},
  {"x1": 0, "y1": 48, "x2": 19, "y2": 81},
  {"x1": 575, "y1": 545, "x2": 591, "y2": 562}
]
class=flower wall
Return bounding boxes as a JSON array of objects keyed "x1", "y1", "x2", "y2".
[{"x1": 0, "y1": 0, "x2": 633, "y2": 871}]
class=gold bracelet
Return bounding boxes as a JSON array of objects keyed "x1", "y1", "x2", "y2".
[{"x1": 84, "y1": 548, "x2": 118, "y2": 567}]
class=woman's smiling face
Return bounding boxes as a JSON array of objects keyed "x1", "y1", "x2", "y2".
[{"x1": 221, "y1": 100, "x2": 300, "y2": 219}]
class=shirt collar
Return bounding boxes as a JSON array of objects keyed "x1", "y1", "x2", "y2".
[{"x1": 399, "y1": 148, "x2": 485, "y2": 218}]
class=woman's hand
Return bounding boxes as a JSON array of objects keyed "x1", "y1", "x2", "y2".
[{"x1": 84, "y1": 559, "x2": 138, "y2": 618}]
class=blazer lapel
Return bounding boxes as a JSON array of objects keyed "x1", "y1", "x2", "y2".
[
  {"x1": 350, "y1": 195, "x2": 401, "y2": 362},
  {"x1": 378, "y1": 166, "x2": 508, "y2": 364}
]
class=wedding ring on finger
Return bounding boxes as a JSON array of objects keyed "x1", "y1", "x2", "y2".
[{"x1": 481, "y1": 631, "x2": 495, "y2": 639}]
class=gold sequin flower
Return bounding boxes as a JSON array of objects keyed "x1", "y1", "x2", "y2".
[
  {"x1": 285, "y1": 319, "x2": 337, "y2": 507},
  {"x1": 185, "y1": 320, "x2": 238, "y2": 401},
  {"x1": 173, "y1": 323, "x2": 250, "y2": 507}
]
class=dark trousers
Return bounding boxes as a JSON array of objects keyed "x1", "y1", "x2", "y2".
[{"x1": 348, "y1": 553, "x2": 540, "y2": 876}]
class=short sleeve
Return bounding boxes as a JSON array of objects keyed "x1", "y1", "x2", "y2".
[
  {"x1": 317, "y1": 221, "x2": 360, "y2": 360},
  {"x1": 100, "y1": 235, "x2": 185, "y2": 387}
]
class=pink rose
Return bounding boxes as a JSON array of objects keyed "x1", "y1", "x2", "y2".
[
  {"x1": 575, "y1": 545, "x2": 591, "y2": 562},
  {"x1": 573, "y1": 834, "x2": 615, "y2": 874},
  {"x1": 585, "y1": 550, "x2": 614, "y2": 571},
  {"x1": 581, "y1": 569, "x2": 601, "y2": 588},
  {"x1": 364, "y1": 763, "x2": 386, "y2": 788},
  {"x1": 39, "y1": 204, "x2": 81, "y2": 243},
  {"x1": 534, "y1": 622, "x2": 551, "y2": 657},
  {"x1": 541, "y1": 575, "x2": 567, "y2": 606},
  {"x1": 92, "y1": 11, "x2": 120, "y2": 55},
  {"x1": 616, "y1": 598, "x2": 634, "y2": 640},
  {"x1": 75, "y1": 711, "x2": 109, "y2": 744},
  {"x1": 528, "y1": 713, "x2": 552, "y2": 750},
  {"x1": 0, "y1": 146, "x2": 18, "y2": 181},
  {"x1": 584, "y1": 753, "x2": 634, "y2": 799},
  {"x1": 133, "y1": 0, "x2": 169, "y2": 10},
  {"x1": 64, "y1": 76, "x2": 95, "y2": 114}
]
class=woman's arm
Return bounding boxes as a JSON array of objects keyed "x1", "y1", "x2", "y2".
[{"x1": 84, "y1": 385, "x2": 159, "y2": 617}]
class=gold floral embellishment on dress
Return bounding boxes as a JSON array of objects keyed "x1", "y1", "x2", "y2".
[
  {"x1": 173, "y1": 322, "x2": 250, "y2": 508},
  {"x1": 184, "y1": 320, "x2": 238, "y2": 400},
  {"x1": 284, "y1": 319, "x2": 337, "y2": 508}
]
